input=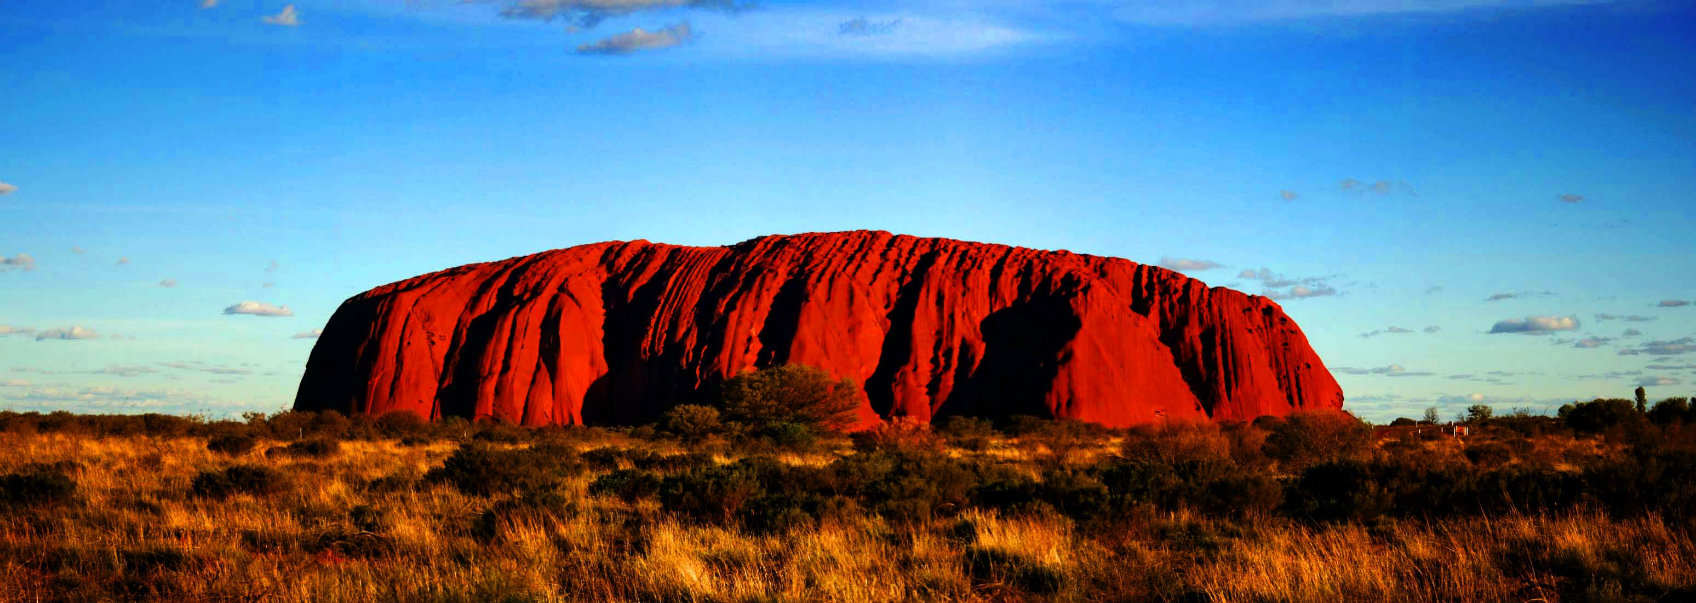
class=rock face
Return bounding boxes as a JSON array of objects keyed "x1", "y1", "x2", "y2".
[{"x1": 293, "y1": 231, "x2": 1343, "y2": 427}]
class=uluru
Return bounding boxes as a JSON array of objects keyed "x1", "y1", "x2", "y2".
[{"x1": 292, "y1": 231, "x2": 1344, "y2": 427}]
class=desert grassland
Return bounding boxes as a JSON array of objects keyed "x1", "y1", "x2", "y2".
[{"x1": 1, "y1": 413, "x2": 1694, "y2": 603}]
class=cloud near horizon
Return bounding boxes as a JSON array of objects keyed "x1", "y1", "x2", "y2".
[
  {"x1": 1158, "y1": 257, "x2": 1223, "y2": 272},
  {"x1": 2, "y1": 253, "x2": 36, "y2": 271},
  {"x1": 577, "y1": 22, "x2": 694, "y2": 54},
  {"x1": 0, "y1": 325, "x2": 36, "y2": 337},
  {"x1": 1488, "y1": 315, "x2": 1580, "y2": 334},
  {"x1": 35, "y1": 326, "x2": 99, "y2": 341},
  {"x1": 223, "y1": 301, "x2": 294, "y2": 317},
  {"x1": 292, "y1": 329, "x2": 322, "y2": 339}
]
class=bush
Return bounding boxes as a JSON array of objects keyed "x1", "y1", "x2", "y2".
[
  {"x1": 936, "y1": 416, "x2": 998, "y2": 450},
  {"x1": 267, "y1": 438, "x2": 340, "y2": 459},
  {"x1": 717, "y1": 364, "x2": 863, "y2": 433},
  {"x1": 1264, "y1": 411, "x2": 1371, "y2": 470},
  {"x1": 191, "y1": 465, "x2": 286, "y2": 499},
  {"x1": 589, "y1": 469, "x2": 664, "y2": 502},
  {"x1": 1564, "y1": 399, "x2": 1642, "y2": 433},
  {"x1": 207, "y1": 434, "x2": 258, "y2": 456},
  {"x1": 425, "y1": 442, "x2": 584, "y2": 497},
  {"x1": 0, "y1": 464, "x2": 78, "y2": 507},
  {"x1": 1647, "y1": 398, "x2": 1691, "y2": 425},
  {"x1": 659, "y1": 404, "x2": 724, "y2": 442},
  {"x1": 658, "y1": 463, "x2": 765, "y2": 525},
  {"x1": 1464, "y1": 441, "x2": 1513, "y2": 466}
]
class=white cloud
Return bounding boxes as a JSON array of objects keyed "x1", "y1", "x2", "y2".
[
  {"x1": 1636, "y1": 376, "x2": 1680, "y2": 387},
  {"x1": 1158, "y1": 257, "x2": 1223, "y2": 272},
  {"x1": 263, "y1": 5, "x2": 300, "y2": 26},
  {"x1": 93, "y1": 365, "x2": 160, "y2": 377},
  {"x1": 35, "y1": 326, "x2": 99, "y2": 341},
  {"x1": 1, "y1": 253, "x2": 36, "y2": 271},
  {"x1": 0, "y1": 325, "x2": 35, "y2": 337},
  {"x1": 1622, "y1": 338, "x2": 1696, "y2": 356},
  {"x1": 1334, "y1": 364, "x2": 1434, "y2": 377},
  {"x1": 577, "y1": 22, "x2": 694, "y2": 54},
  {"x1": 1266, "y1": 284, "x2": 1337, "y2": 300},
  {"x1": 1488, "y1": 315, "x2": 1579, "y2": 335},
  {"x1": 223, "y1": 301, "x2": 294, "y2": 317},
  {"x1": 292, "y1": 329, "x2": 322, "y2": 339},
  {"x1": 158, "y1": 361, "x2": 253, "y2": 376},
  {"x1": 500, "y1": 0, "x2": 749, "y2": 27}
]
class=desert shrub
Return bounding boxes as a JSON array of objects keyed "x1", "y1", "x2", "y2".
[
  {"x1": 716, "y1": 364, "x2": 862, "y2": 433},
  {"x1": 365, "y1": 472, "x2": 419, "y2": 494},
  {"x1": 1464, "y1": 441, "x2": 1513, "y2": 466},
  {"x1": 206, "y1": 434, "x2": 258, "y2": 456},
  {"x1": 850, "y1": 422, "x2": 943, "y2": 454},
  {"x1": 1018, "y1": 419, "x2": 1109, "y2": 467},
  {"x1": 1564, "y1": 398, "x2": 1642, "y2": 433},
  {"x1": 1284, "y1": 460, "x2": 1394, "y2": 523},
  {"x1": 589, "y1": 469, "x2": 664, "y2": 502},
  {"x1": 1120, "y1": 422, "x2": 1232, "y2": 467},
  {"x1": 267, "y1": 438, "x2": 340, "y2": 459},
  {"x1": 1584, "y1": 447, "x2": 1696, "y2": 518},
  {"x1": 1036, "y1": 469, "x2": 1111, "y2": 520},
  {"x1": 659, "y1": 404, "x2": 724, "y2": 442},
  {"x1": 964, "y1": 546, "x2": 1066, "y2": 595},
  {"x1": 760, "y1": 422, "x2": 818, "y2": 450},
  {"x1": 633, "y1": 452, "x2": 716, "y2": 473},
  {"x1": 0, "y1": 464, "x2": 78, "y2": 508},
  {"x1": 191, "y1": 465, "x2": 286, "y2": 499},
  {"x1": 657, "y1": 462, "x2": 765, "y2": 525},
  {"x1": 581, "y1": 447, "x2": 627, "y2": 470},
  {"x1": 828, "y1": 448, "x2": 979, "y2": 523},
  {"x1": 1264, "y1": 411, "x2": 1372, "y2": 470},
  {"x1": 426, "y1": 442, "x2": 585, "y2": 497},
  {"x1": 471, "y1": 420, "x2": 532, "y2": 444},
  {"x1": 372, "y1": 410, "x2": 433, "y2": 439},
  {"x1": 936, "y1": 416, "x2": 998, "y2": 450},
  {"x1": 349, "y1": 504, "x2": 389, "y2": 532}
]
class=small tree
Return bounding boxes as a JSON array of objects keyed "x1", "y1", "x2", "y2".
[
  {"x1": 660, "y1": 404, "x2": 724, "y2": 443},
  {"x1": 1465, "y1": 404, "x2": 1493, "y2": 423},
  {"x1": 716, "y1": 364, "x2": 863, "y2": 433},
  {"x1": 1635, "y1": 386, "x2": 1648, "y2": 414},
  {"x1": 1422, "y1": 407, "x2": 1440, "y2": 424}
]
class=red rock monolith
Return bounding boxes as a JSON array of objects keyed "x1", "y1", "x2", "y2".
[{"x1": 293, "y1": 231, "x2": 1343, "y2": 427}]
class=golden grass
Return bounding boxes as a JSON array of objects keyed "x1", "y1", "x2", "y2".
[{"x1": 0, "y1": 430, "x2": 1690, "y2": 603}]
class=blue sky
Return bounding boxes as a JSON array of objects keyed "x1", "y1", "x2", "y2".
[{"x1": 2, "y1": 0, "x2": 1693, "y2": 422}]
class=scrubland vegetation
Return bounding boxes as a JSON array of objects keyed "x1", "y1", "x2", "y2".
[{"x1": 1, "y1": 367, "x2": 1694, "y2": 602}]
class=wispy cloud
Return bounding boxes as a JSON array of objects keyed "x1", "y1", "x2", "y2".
[
  {"x1": 159, "y1": 361, "x2": 253, "y2": 376},
  {"x1": 1660, "y1": 300, "x2": 1691, "y2": 308},
  {"x1": 1595, "y1": 313, "x2": 1656, "y2": 322},
  {"x1": 292, "y1": 329, "x2": 322, "y2": 339},
  {"x1": 35, "y1": 326, "x2": 99, "y2": 341},
  {"x1": 1359, "y1": 326, "x2": 1416, "y2": 338},
  {"x1": 1488, "y1": 315, "x2": 1579, "y2": 335},
  {"x1": 1266, "y1": 284, "x2": 1337, "y2": 300},
  {"x1": 1278, "y1": 190, "x2": 1299, "y2": 201},
  {"x1": 93, "y1": 365, "x2": 159, "y2": 377},
  {"x1": 1637, "y1": 376, "x2": 1681, "y2": 387},
  {"x1": 0, "y1": 325, "x2": 36, "y2": 337},
  {"x1": 1623, "y1": 328, "x2": 1643, "y2": 337},
  {"x1": 158, "y1": 279, "x2": 177, "y2": 288},
  {"x1": 262, "y1": 5, "x2": 300, "y2": 27},
  {"x1": 577, "y1": 22, "x2": 694, "y2": 54},
  {"x1": 1423, "y1": 325, "x2": 1441, "y2": 333},
  {"x1": 1, "y1": 253, "x2": 36, "y2": 271},
  {"x1": 1334, "y1": 364, "x2": 1434, "y2": 377},
  {"x1": 839, "y1": 16, "x2": 900, "y2": 36},
  {"x1": 1574, "y1": 337, "x2": 1613, "y2": 349},
  {"x1": 1619, "y1": 338, "x2": 1696, "y2": 356},
  {"x1": 1159, "y1": 257, "x2": 1223, "y2": 272},
  {"x1": 0, "y1": 181, "x2": 15, "y2": 196},
  {"x1": 501, "y1": 0, "x2": 750, "y2": 28},
  {"x1": 1557, "y1": 193, "x2": 1584, "y2": 203},
  {"x1": 223, "y1": 301, "x2": 294, "y2": 317},
  {"x1": 1110, "y1": 0, "x2": 1621, "y2": 25}
]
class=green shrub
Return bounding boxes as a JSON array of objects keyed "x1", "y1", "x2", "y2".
[
  {"x1": 660, "y1": 404, "x2": 724, "y2": 442},
  {"x1": 191, "y1": 465, "x2": 286, "y2": 499},
  {"x1": 425, "y1": 442, "x2": 584, "y2": 497},
  {"x1": 717, "y1": 364, "x2": 862, "y2": 433},
  {"x1": 589, "y1": 469, "x2": 664, "y2": 502},
  {"x1": 936, "y1": 416, "x2": 997, "y2": 450},
  {"x1": 657, "y1": 463, "x2": 764, "y2": 525}
]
